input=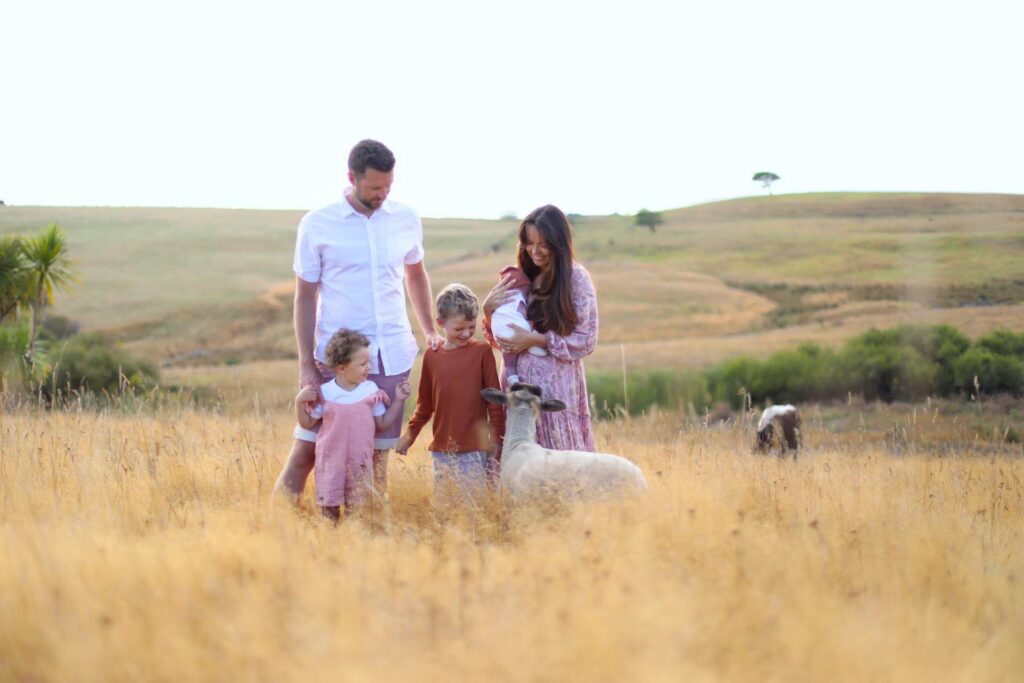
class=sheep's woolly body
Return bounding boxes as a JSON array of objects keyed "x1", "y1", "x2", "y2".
[
  {"x1": 485, "y1": 384, "x2": 648, "y2": 501},
  {"x1": 756, "y1": 404, "x2": 802, "y2": 454},
  {"x1": 502, "y1": 442, "x2": 648, "y2": 499},
  {"x1": 757, "y1": 404, "x2": 798, "y2": 432}
]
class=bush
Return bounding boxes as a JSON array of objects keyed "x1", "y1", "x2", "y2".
[
  {"x1": 47, "y1": 333, "x2": 159, "y2": 399},
  {"x1": 975, "y1": 330, "x2": 1024, "y2": 359},
  {"x1": 705, "y1": 356, "x2": 764, "y2": 409},
  {"x1": 706, "y1": 343, "x2": 841, "y2": 408},
  {"x1": 0, "y1": 322, "x2": 53, "y2": 390},
  {"x1": 895, "y1": 324, "x2": 970, "y2": 395},
  {"x1": 588, "y1": 368, "x2": 710, "y2": 418},
  {"x1": 952, "y1": 347, "x2": 1024, "y2": 397},
  {"x1": 840, "y1": 329, "x2": 937, "y2": 401},
  {"x1": 39, "y1": 315, "x2": 81, "y2": 341}
]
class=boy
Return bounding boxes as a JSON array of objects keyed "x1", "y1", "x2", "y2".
[{"x1": 396, "y1": 284, "x2": 505, "y2": 497}]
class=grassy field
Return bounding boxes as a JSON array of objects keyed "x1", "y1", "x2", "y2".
[
  {"x1": 3, "y1": 193, "x2": 1024, "y2": 680},
  {"x1": 1, "y1": 406, "x2": 1021, "y2": 681}
]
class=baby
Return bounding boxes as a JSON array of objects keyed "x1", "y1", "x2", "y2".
[{"x1": 490, "y1": 265, "x2": 546, "y2": 384}]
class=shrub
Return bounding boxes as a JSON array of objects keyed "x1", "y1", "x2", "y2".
[
  {"x1": 588, "y1": 368, "x2": 710, "y2": 418},
  {"x1": 39, "y1": 315, "x2": 81, "y2": 341},
  {"x1": 706, "y1": 343, "x2": 842, "y2": 407},
  {"x1": 952, "y1": 347, "x2": 1024, "y2": 397},
  {"x1": 706, "y1": 357, "x2": 764, "y2": 409},
  {"x1": 975, "y1": 330, "x2": 1024, "y2": 359},
  {"x1": 47, "y1": 333, "x2": 159, "y2": 399},
  {"x1": 895, "y1": 324, "x2": 970, "y2": 395},
  {"x1": 840, "y1": 329, "x2": 937, "y2": 401}
]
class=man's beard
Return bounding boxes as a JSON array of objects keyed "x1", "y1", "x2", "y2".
[{"x1": 356, "y1": 193, "x2": 381, "y2": 210}]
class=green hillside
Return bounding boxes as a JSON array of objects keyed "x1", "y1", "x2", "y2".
[{"x1": 2, "y1": 193, "x2": 1022, "y2": 381}]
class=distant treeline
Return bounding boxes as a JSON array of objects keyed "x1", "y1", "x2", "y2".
[{"x1": 588, "y1": 325, "x2": 1024, "y2": 418}]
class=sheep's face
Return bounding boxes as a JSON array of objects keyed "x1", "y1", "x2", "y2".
[
  {"x1": 755, "y1": 424, "x2": 775, "y2": 452},
  {"x1": 482, "y1": 383, "x2": 567, "y2": 415}
]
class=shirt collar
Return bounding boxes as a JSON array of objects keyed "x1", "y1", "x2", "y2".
[{"x1": 340, "y1": 192, "x2": 396, "y2": 217}]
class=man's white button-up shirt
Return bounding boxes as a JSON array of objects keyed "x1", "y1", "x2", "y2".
[{"x1": 293, "y1": 196, "x2": 424, "y2": 376}]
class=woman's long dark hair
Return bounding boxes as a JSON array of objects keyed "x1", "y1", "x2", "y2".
[{"x1": 517, "y1": 204, "x2": 577, "y2": 336}]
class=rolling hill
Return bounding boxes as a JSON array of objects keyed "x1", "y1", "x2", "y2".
[{"x1": 2, "y1": 192, "x2": 1022, "y2": 399}]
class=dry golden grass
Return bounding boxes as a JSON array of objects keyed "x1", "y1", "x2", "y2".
[{"x1": 2, "y1": 407, "x2": 1022, "y2": 681}]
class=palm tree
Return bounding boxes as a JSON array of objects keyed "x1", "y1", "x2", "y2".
[
  {"x1": 0, "y1": 236, "x2": 29, "y2": 323},
  {"x1": 22, "y1": 223, "x2": 74, "y2": 362}
]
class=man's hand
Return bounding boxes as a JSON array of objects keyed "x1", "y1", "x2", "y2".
[
  {"x1": 295, "y1": 384, "x2": 319, "y2": 405},
  {"x1": 424, "y1": 331, "x2": 444, "y2": 352},
  {"x1": 299, "y1": 361, "x2": 323, "y2": 399},
  {"x1": 395, "y1": 433, "x2": 412, "y2": 455}
]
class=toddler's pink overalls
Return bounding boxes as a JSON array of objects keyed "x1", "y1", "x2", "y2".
[{"x1": 314, "y1": 391, "x2": 387, "y2": 507}]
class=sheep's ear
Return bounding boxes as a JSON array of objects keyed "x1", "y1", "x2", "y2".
[
  {"x1": 481, "y1": 389, "x2": 508, "y2": 405},
  {"x1": 539, "y1": 399, "x2": 566, "y2": 412}
]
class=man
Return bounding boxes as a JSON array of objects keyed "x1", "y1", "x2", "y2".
[{"x1": 273, "y1": 139, "x2": 441, "y2": 503}]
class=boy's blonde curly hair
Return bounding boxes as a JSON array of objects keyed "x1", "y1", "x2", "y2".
[
  {"x1": 436, "y1": 283, "x2": 479, "y2": 321},
  {"x1": 324, "y1": 328, "x2": 370, "y2": 367}
]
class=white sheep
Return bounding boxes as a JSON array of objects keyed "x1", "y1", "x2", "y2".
[
  {"x1": 482, "y1": 382, "x2": 648, "y2": 500},
  {"x1": 755, "y1": 404, "x2": 802, "y2": 455}
]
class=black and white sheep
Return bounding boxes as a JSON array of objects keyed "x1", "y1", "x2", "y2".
[{"x1": 755, "y1": 404, "x2": 802, "y2": 455}]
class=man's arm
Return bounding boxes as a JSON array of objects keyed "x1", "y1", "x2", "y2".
[
  {"x1": 404, "y1": 260, "x2": 441, "y2": 349},
  {"x1": 294, "y1": 276, "x2": 321, "y2": 390}
]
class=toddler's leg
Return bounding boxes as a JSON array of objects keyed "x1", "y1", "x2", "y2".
[
  {"x1": 343, "y1": 455, "x2": 374, "y2": 511},
  {"x1": 503, "y1": 351, "x2": 520, "y2": 384},
  {"x1": 320, "y1": 505, "x2": 340, "y2": 523},
  {"x1": 372, "y1": 450, "x2": 389, "y2": 496}
]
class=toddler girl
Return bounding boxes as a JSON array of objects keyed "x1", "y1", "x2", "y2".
[
  {"x1": 295, "y1": 328, "x2": 410, "y2": 521},
  {"x1": 490, "y1": 265, "x2": 546, "y2": 384}
]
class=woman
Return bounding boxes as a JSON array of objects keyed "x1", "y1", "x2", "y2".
[{"x1": 482, "y1": 204, "x2": 598, "y2": 451}]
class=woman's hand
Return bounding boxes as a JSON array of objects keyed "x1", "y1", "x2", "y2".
[
  {"x1": 482, "y1": 275, "x2": 519, "y2": 317},
  {"x1": 496, "y1": 324, "x2": 546, "y2": 354}
]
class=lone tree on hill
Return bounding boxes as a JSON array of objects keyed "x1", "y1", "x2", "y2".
[
  {"x1": 753, "y1": 171, "x2": 780, "y2": 194},
  {"x1": 634, "y1": 209, "x2": 664, "y2": 233}
]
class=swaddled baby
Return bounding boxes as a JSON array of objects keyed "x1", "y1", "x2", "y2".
[{"x1": 491, "y1": 264, "x2": 547, "y2": 384}]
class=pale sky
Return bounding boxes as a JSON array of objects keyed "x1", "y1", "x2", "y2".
[{"x1": 2, "y1": 0, "x2": 1022, "y2": 219}]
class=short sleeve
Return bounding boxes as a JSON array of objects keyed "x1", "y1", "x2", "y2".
[
  {"x1": 403, "y1": 211, "x2": 424, "y2": 265},
  {"x1": 293, "y1": 213, "x2": 321, "y2": 282}
]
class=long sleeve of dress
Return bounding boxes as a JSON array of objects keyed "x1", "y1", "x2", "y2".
[
  {"x1": 404, "y1": 353, "x2": 434, "y2": 445},
  {"x1": 544, "y1": 265, "x2": 598, "y2": 362}
]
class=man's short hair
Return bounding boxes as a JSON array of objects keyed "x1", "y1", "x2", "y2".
[
  {"x1": 348, "y1": 139, "x2": 396, "y2": 176},
  {"x1": 436, "y1": 284, "x2": 479, "y2": 321}
]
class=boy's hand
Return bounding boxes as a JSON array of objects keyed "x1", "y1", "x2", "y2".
[
  {"x1": 394, "y1": 380, "x2": 412, "y2": 402},
  {"x1": 395, "y1": 433, "x2": 412, "y2": 455}
]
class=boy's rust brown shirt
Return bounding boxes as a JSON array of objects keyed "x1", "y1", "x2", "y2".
[{"x1": 405, "y1": 339, "x2": 505, "y2": 453}]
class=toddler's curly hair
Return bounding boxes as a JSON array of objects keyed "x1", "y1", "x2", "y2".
[
  {"x1": 324, "y1": 328, "x2": 370, "y2": 367},
  {"x1": 436, "y1": 283, "x2": 479, "y2": 321}
]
